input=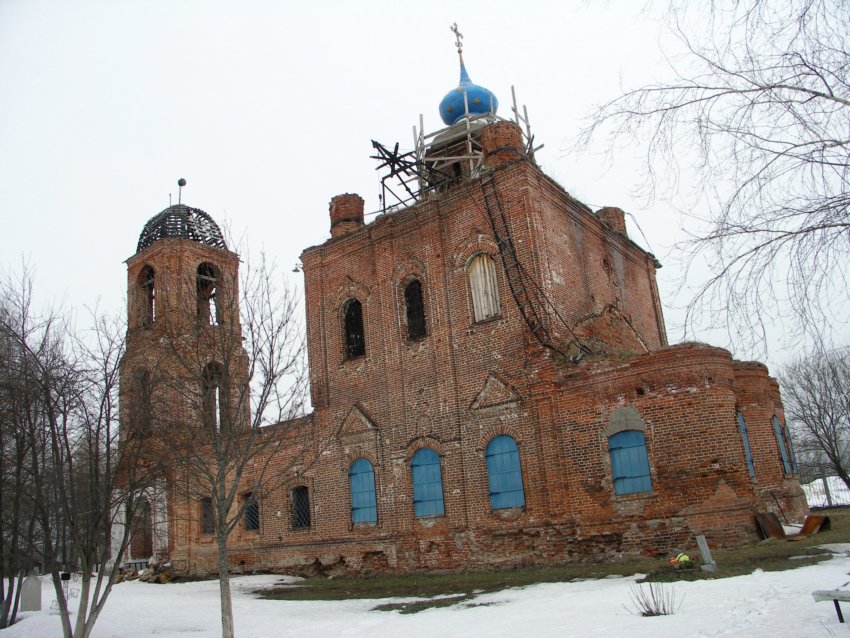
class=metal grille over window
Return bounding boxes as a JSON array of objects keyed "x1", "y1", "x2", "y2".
[
  {"x1": 404, "y1": 279, "x2": 426, "y2": 339},
  {"x1": 243, "y1": 492, "x2": 259, "y2": 531},
  {"x1": 486, "y1": 435, "x2": 526, "y2": 509},
  {"x1": 609, "y1": 430, "x2": 652, "y2": 495},
  {"x1": 349, "y1": 459, "x2": 377, "y2": 524},
  {"x1": 411, "y1": 448, "x2": 445, "y2": 517},
  {"x1": 291, "y1": 486, "x2": 311, "y2": 529},
  {"x1": 468, "y1": 254, "x2": 500, "y2": 322},
  {"x1": 200, "y1": 497, "x2": 214, "y2": 534},
  {"x1": 343, "y1": 299, "x2": 365, "y2": 358},
  {"x1": 737, "y1": 412, "x2": 756, "y2": 478}
]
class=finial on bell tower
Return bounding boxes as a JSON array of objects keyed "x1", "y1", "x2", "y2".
[{"x1": 177, "y1": 178, "x2": 187, "y2": 205}]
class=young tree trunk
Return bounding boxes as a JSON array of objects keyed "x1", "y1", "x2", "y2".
[{"x1": 217, "y1": 533, "x2": 234, "y2": 638}]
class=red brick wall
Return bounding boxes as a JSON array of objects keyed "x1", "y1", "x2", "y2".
[{"x1": 130, "y1": 123, "x2": 805, "y2": 576}]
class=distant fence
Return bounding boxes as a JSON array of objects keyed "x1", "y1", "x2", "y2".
[{"x1": 801, "y1": 476, "x2": 850, "y2": 508}]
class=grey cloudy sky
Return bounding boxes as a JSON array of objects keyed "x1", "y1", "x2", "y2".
[{"x1": 0, "y1": 0, "x2": 815, "y2": 367}]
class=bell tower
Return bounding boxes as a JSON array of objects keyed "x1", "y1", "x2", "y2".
[{"x1": 121, "y1": 195, "x2": 250, "y2": 444}]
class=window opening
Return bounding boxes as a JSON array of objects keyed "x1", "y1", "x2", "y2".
[
  {"x1": 200, "y1": 497, "x2": 215, "y2": 534},
  {"x1": 130, "y1": 499, "x2": 153, "y2": 557},
  {"x1": 486, "y1": 435, "x2": 526, "y2": 509},
  {"x1": 737, "y1": 412, "x2": 756, "y2": 478},
  {"x1": 343, "y1": 298, "x2": 365, "y2": 359},
  {"x1": 411, "y1": 448, "x2": 445, "y2": 517},
  {"x1": 349, "y1": 459, "x2": 377, "y2": 524},
  {"x1": 197, "y1": 263, "x2": 219, "y2": 325},
  {"x1": 468, "y1": 254, "x2": 500, "y2": 322},
  {"x1": 291, "y1": 486, "x2": 311, "y2": 529},
  {"x1": 243, "y1": 492, "x2": 259, "y2": 531},
  {"x1": 202, "y1": 363, "x2": 225, "y2": 432},
  {"x1": 772, "y1": 416, "x2": 793, "y2": 474},
  {"x1": 139, "y1": 266, "x2": 155, "y2": 326},
  {"x1": 404, "y1": 279, "x2": 426, "y2": 340},
  {"x1": 609, "y1": 430, "x2": 652, "y2": 495}
]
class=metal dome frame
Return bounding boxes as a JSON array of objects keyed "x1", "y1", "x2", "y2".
[{"x1": 136, "y1": 204, "x2": 227, "y2": 253}]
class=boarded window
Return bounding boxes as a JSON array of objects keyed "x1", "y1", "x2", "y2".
[
  {"x1": 737, "y1": 412, "x2": 756, "y2": 478},
  {"x1": 202, "y1": 363, "x2": 226, "y2": 432},
  {"x1": 349, "y1": 459, "x2": 377, "y2": 524},
  {"x1": 197, "y1": 263, "x2": 219, "y2": 325},
  {"x1": 139, "y1": 266, "x2": 155, "y2": 326},
  {"x1": 411, "y1": 448, "x2": 445, "y2": 517},
  {"x1": 291, "y1": 486, "x2": 311, "y2": 529},
  {"x1": 609, "y1": 430, "x2": 652, "y2": 495},
  {"x1": 200, "y1": 497, "x2": 215, "y2": 534},
  {"x1": 486, "y1": 435, "x2": 526, "y2": 509},
  {"x1": 243, "y1": 492, "x2": 259, "y2": 532},
  {"x1": 343, "y1": 298, "x2": 365, "y2": 359},
  {"x1": 404, "y1": 279, "x2": 426, "y2": 339},
  {"x1": 772, "y1": 416, "x2": 794, "y2": 474},
  {"x1": 468, "y1": 254, "x2": 500, "y2": 322}
]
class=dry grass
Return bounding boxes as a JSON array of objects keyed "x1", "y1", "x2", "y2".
[{"x1": 255, "y1": 508, "x2": 849, "y2": 612}]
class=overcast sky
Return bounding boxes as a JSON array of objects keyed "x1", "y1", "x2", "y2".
[{"x1": 0, "y1": 0, "x2": 825, "y2": 369}]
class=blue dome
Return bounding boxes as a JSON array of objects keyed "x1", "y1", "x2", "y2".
[{"x1": 438, "y1": 58, "x2": 498, "y2": 126}]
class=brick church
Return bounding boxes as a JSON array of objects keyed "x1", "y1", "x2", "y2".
[{"x1": 116, "y1": 35, "x2": 807, "y2": 575}]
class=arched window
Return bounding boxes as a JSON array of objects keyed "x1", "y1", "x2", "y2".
[
  {"x1": 200, "y1": 497, "x2": 215, "y2": 534},
  {"x1": 291, "y1": 486, "x2": 311, "y2": 529},
  {"x1": 349, "y1": 459, "x2": 377, "y2": 524},
  {"x1": 609, "y1": 430, "x2": 652, "y2": 495},
  {"x1": 411, "y1": 448, "x2": 445, "y2": 517},
  {"x1": 202, "y1": 363, "x2": 226, "y2": 432},
  {"x1": 197, "y1": 263, "x2": 220, "y2": 325},
  {"x1": 772, "y1": 416, "x2": 796, "y2": 474},
  {"x1": 343, "y1": 298, "x2": 365, "y2": 359},
  {"x1": 134, "y1": 368, "x2": 152, "y2": 433},
  {"x1": 486, "y1": 435, "x2": 526, "y2": 509},
  {"x1": 242, "y1": 492, "x2": 259, "y2": 531},
  {"x1": 468, "y1": 254, "x2": 500, "y2": 322},
  {"x1": 404, "y1": 279, "x2": 426, "y2": 339},
  {"x1": 737, "y1": 412, "x2": 756, "y2": 478},
  {"x1": 139, "y1": 266, "x2": 155, "y2": 326}
]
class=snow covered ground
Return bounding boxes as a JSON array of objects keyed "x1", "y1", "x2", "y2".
[
  {"x1": 6, "y1": 544, "x2": 850, "y2": 638},
  {"x1": 803, "y1": 477, "x2": 850, "y2": 508}
]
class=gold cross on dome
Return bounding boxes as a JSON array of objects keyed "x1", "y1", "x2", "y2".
[{"x1": 451, "y1": 22, "x2": 463, "y2": 52}]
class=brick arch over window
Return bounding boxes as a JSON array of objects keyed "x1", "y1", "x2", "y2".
[{"x1": 138, "y1": 265, "x2": 156, "y2": 327}]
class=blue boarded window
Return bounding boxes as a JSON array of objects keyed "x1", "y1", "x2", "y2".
[
  {"x1": 486, "y1": 435, "x2": 526, "y2": 509},
  {"x1": 772, "y1": 416, "x2": 793, "y2": 474},
  {"x1": 349, "y1": 458, "x2": 377, "y2": 524},
  {"x1": 737, "y1": 413, "x2": 756, "y2": 478},
  {"x1": 411, "y1": 448, "x2": 445, "y2": 517},
  {"x1": 609, "y1": 430, "x2": 652, "y2": 495}
]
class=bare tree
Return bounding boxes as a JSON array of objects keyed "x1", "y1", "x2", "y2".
[
  {"x1": 578, "y1": 0, "x2": 849, "y2": 351},
  {"x1": 0, "y1": 269, "x2": 150, "y2": 637},
  {"x1": 781, "y1": 346, "x2": 850, "y2": 490},
  {"x1": 147, "y1": 254, "x2": 308, "y2": 638}
]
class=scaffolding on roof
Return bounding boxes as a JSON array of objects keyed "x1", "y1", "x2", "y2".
[{"x1": 370, "y1": 86, "x2": 543, "y2": 215}]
